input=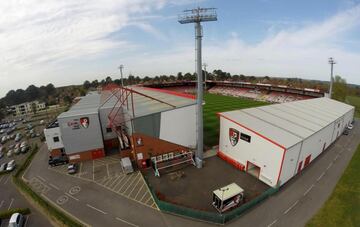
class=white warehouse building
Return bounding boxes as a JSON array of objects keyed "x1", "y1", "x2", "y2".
[{"x1": 218, "y1": 97, "x2": 355, "y2": 188}]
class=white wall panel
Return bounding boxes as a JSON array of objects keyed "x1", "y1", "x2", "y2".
[{"x1": 159, "y1": 105, "x2": 196, "y2": 148}]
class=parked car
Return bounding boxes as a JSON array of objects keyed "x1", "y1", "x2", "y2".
[
  {"x1": 347, "y1": 124, "x2": 353, "y2": 130},
  {"x1": 67, "y1": 163, "x2": 78, "y2": 174},
  {"x1": 20, "y1": 146, "x2": 29, "y2": 154},
  {"x1": 0, "y1": 163, "x2": 7, "y2": 172},
  {"x1": 14, "y1": 147, "x2": 20, "y2": 155},
  {"x1": 6, "y1": 160, "x2": 15, "y2": 171},
  {"x1": 20, "y1": 142, "x2": 27, "y2": 148},
  {"x1": 40, "y1": 120, "x2": 45, "y2": 125},
  {"x1": 8, "y1": 144, "x2": 15, "y2": 150},
  {"x1": 7, "y1": 150, "x2": 13, "y2": 157},
  {"x1": 1, "y1": 136, "x2": 7, "y2": 144},
  {"x1": 343, "y1": 130, "x2": 349, "y2": 135},
  {"x1": 15, "y1": 133, "x2": 22, "y2": 142},
  {"x1": 8, "y1": 212, "x2": 24, "y2": 227},
  {"x1": 48, "y1": 156, "x2": 69, "y2": 167},
  {"x1": 10, "y1": 134, "x2": 16, "y2": 140}
]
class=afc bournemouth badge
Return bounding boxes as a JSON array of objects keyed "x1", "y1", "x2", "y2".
[
  {"x1": 80, "y1": 117, "x2": 90, "y2": 128},
  {"x1": 229, "y1": 128, "x2": 239, "y2": 146}
]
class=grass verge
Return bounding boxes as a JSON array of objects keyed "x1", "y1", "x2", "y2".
[
  {"x1": 306, "y1": 144, "x2": 360, "y2": 227},
  {"x1": 346, "y1": 96, "x2": 360, "y2": 118},
  {"x1": 12, "y1": 144, "x2": 83, "y2": 227}
]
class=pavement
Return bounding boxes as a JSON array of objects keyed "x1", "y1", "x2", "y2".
[{"x1": 21, "y1": 119, "x2": 360, "y2": 227}]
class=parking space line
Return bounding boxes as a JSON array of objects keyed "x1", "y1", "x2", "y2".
[
  {"x1": 134, "y1": 184, "x2": 145, "y2": 200},
  {"x1": 3, "y1": 175, "x2": 10, "y2": 185},
  {"x1": 145, "y1": 195, "x2": 153, "y2": 205},
  {"x1": 127, "y1": 176, "x2": 142, "y2": 197},
  {"x1": 0, "y1": 175, "x2": 4, "y2": 183},
  {"x1": 115, "y1": 217, "x2": 139, "y2": 227},
  {"x1": 117, "y1": 174, "x2": 137, "y2": 193},
  {"x1": 326, "y1": 162, "x2": 333, "y2": 170},
  {"x1": 112, "y1": 174, "x2": 127, "y2": 190},
  {"x1": 123, "y1": 173, "x2": 140, "y2": 194},
  {"x1": 65, "y1": 192, "x2": 79, "y2": 201},
  {"x1": 109, "y1": 175, "x2": 124, "y2": 188},
  {"x1": 8, "y1": 198, "x2": 14, "y2": 210},
  {"x1": 0, "y1": 200, "x2": 4, "y2": 208},
  {"x1": 24, "y1": 216, "x2": 29, "y2": 227},
  {"x1": 106, "y1": 164, "x2": 110, "y2": 178},
  {"x1": 105, "y1": 175, "x2": 120, "y2": 188},
  {"x1": 267, "y1": 219, "x2": 278, "y2": 227},
  {"x1": 49, "y1": 183, "x2": 60, "y2": 191},
  {"x1": 37, "y1": 176, "x2": 46, "y2": 182},
  {"x1": 139, "y1": 191, "x2": 149, "y2": 203},
  {"x1": 86, "y1": 204, "x2": 107, "y2": 215},
  {"x1": 317, "y1": 172, "x2": 325, "y2": 182}
]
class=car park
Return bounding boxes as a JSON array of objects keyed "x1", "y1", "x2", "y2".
[
  {"x1": 14, "y1": 147, "x2": 20, "y2": 155},
  {"x1": 49, "y1": 156, "x2": 69, "y2": 167},
  {"x1": 6, "y1": 160, "x2": 16, "y2": 171},
  {"x1": 1, "y1": 136, "x2": 7, "y2": 144},
  {"x1": 0, "y1": 151, "x2": 3, "y2": 159},
  {"x1": 8, "y1": 212, "x2": 24, "y2": 227},
  {"x1": 343, "y1": 130, "x2": 349, "y2": 135},
  {"x1": 67, "y1": 163, "x2": 78, "y2": 174},
  {"x1": 347, "y1": 124, "x2": 353, "y2": 130},
  {"x1": 8, "y1": 144, "x2": 15, "y2": 150},
  {"x1": 20, "y1": 146, "x2": 29, "y2": 154},
  {"x1": 15, "y1": 133, "x2": 22, "y2": 142},
  {"x1": 10, "y1": 134, "x2": 16, "y2": 140}
]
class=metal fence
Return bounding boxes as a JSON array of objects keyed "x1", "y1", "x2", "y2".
[{"x1": 144, "y1": 175, "x2": 279, "y2": 224}]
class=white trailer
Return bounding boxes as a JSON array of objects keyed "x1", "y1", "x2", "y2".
[{"x1": 218, "y1": 97, "x2": 354, "y2": 188}]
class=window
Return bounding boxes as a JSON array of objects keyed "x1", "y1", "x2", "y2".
[
  {"x1": 106, "y1": 127, "x2": 112, "y2": 133},
  {"x1": 240, "y1": 133, "x2": 251, "y2": 143},
  {"x1": 53, "y1": 136, "x2": 59, "y2": 142}
]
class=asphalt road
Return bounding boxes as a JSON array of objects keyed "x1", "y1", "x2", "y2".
[
  {"x1": 0, "y1": 174, "x2": 51, "y2": 227},
  {"x1": 23, "y1": 119, "x2": 360, "y2": 227}
]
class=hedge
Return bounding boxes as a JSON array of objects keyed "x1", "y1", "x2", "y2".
[{"x1": 0, "y1": 208, "x2": 31, "y2": 219}]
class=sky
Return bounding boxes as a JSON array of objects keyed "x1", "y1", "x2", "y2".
[{"x1": 1, "y1": 0, "x2": 360, "y2": 97}]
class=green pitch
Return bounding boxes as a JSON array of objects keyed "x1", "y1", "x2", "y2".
[{"x1": 203, "y1": 93, "x2": 268, "y2": 147}]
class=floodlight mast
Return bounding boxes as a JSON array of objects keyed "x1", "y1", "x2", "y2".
[
  {"x1": 203, "y1": 63, "x2": 208, "y2": 90},
  {"x1": 178, "y1": 7, "x2": 217, "y2": 169},
  {"x1": 119, "y1": 65, "x2": 124, "y2": 87},
  {"x1": 328, "y1": 57, "x2": 336, "y2": 99}
]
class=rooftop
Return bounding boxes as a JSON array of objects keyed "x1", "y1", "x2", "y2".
[
  {"x1": 219, "y1": 97, "x2": 354, "y2": 149},
  {"x1": 58, "y1": 86, "x2": 196, "y2": 119}
]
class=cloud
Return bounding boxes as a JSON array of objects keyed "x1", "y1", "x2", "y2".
[{"x1": 130, "y1": 4, "x2": 360, "y2": 85}]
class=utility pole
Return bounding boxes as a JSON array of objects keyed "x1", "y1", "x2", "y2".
[
  {"x1": 328, "y1": 57, "x2": 336, "y2": 99},
  {"x1": 178, "y1": 7, "x2": 217, "y2": 168},
  {"x1": 119, "y1": 65, "x2": 124, "y2": 87},
  {"x1": 203, "y1": 63, "x2": 208, "y2": 91}
]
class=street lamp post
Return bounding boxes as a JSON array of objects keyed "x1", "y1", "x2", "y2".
[
  {"x1": 328, "y1": 57, "x2": 336, "y2": 99},
  {"x1": 119, "y1": 65, "x2": 124, "y2": 87}
]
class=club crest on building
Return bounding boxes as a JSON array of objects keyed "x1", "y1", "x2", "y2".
[
  {"x1": 229, "y1": 128, "x2": 239, "y2": 146},
  {"x1": 80, "y1": 117, "x2": 90, "y2": 128}
]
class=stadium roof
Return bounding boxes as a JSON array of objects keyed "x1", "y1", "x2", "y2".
[
  {"x1": 219, "y1": 97, "x2": 354, "y2": 149},
  {"x1": 59, "y1": 86, "x2": 196, "y2": 119}
]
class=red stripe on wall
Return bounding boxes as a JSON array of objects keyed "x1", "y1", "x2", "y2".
[
  {"x1": 139, "y1": 86, "x2": 196, "y2": 100},
  {"x1": 217, "y1": 113, "x2": 286, "y2": 150},
  {"x1": 217, "y1": 150, "x2": 245, "y2": 171}
]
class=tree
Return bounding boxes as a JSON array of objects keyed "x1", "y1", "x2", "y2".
[
  {"x1": 83, "y1": 80, "x2": 91, "y2": 90},
  {"x1": 64, "y1": 96, "x2": 72, "y2": 105},
  {"x1": 177, "y1": 72, "x2": 184, "y2": 81},
  {"x1": 332, "y1": 75, "x2": 347, "y2": 102}
]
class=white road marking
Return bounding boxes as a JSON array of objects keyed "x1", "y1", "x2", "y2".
[
  {"x1": 115, "y1": 217, "x2": 139, "y2": 227},
  {"x1": 134, "y1": 184, "x2": 145, "y2": 200},
  {"x1": 0, "y1": 200, "x2": 4, "y2": 208},
  {"x1": 317, "y1": 172, "x2": 325, "y2": 182},
  {"x1": 334, "y1": 155, "x2": 340, "y2": 161},
  {"x1": 24, "y1": 215, "x2": 29, "y2": 227},
  {"x1": 0, "y1": 175, "x2": 4, "y2": 183},
  {"x1": 106, "y1": 164, "x2": 110, "y2": 178},
  {"x1": 117, "y1": 174, "x2": 136, "y2": 192},
  {"x1": 326, "y1": 162, "x2": 333, "y2": 170},
  {"x1": 123, "y1": 174, "x2": 140, "y2": 194},
  {"x1": 37, "y1": 176, "x2": 46, "y2": 182},
  {"x1": 128, "y1": 176, "x2": 142, "y2": 196},
  {"x1": 8, "y1": 198, "x2": 14, "y2": 210},
  {"x1": 86, "y1": 204, "x2": 107, "y2": 214},
  {"x1": 49, "y1": 183, "x2": 60, "y2": 190},
  {"x1": 303, "y1": 184, "x2": 314, "y2": 196},
  {"x1": 65, "y1": 192, "x2": 79, "y2": 201},
  {"x1": 267, "y1": 219, "x2": 278, "y2": 227},
  {"x1": 284, "y1": 200, "x2": 299, "y2": 214},
  {"x1": 3, "y1": 175, "x2": 10, "y2": 185}
]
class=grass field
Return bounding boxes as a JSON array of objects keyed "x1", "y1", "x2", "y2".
[
  {"x1": 203, "y1": 93, "x2": 268, "y2": 147},
  {"x1": 346, "y1": 96, "x2": 360, "y2": 118},
  {"x1": 307, "y1": 144, "x2": 360, "y2": 227}
]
